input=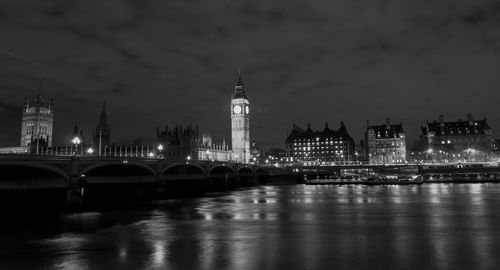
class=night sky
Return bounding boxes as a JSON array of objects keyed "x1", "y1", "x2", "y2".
[{"x1": 1, "y1": 0, "x2": 500, "y2": 149}]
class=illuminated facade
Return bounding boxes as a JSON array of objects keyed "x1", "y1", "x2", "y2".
[
  {"x1": 20, "y1": 95, "x2": 54, "y2": 152},
  {"x1": 231, "y1": 72, "x2": 251, "y2": 163},
  {"x1": 419, "y1": 113, "x2": 494, "y2": 162},
  {"x1": 285, "y1": 122, "x2": 356, "y2": 165},
  {"x1": 366, "y1": 119, "x2": 407, "y2": 164},
  {"x1": 155, "y1": 71, "x2": 254, "y2": 163},
  {"x1": 157, "y1": 125, "x2": 232, "y2": 161}
]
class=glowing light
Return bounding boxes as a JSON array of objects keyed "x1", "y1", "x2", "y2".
[
  {"x1": 86, "y1": 148, "x2": 94, "y2": 155},
  {"x1": 71, "y1": 137, "x2": 81, "y2": 145}
]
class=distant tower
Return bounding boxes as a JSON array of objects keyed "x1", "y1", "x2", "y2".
[
  {"x1": 231, "y1": 70, "x2": 250, "y2": 163},
  {"x1": 93, "y1": 101, "x2": 111, "y2": 155},
  {"x1": 20, "y1": 94, "x2": 54, "y2": 152}
]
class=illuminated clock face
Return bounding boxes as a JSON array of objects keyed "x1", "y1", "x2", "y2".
[
  {"x1": 245, "y1": 106, "x2": 249, "y2": 114},
  {"x1": 233, "y1": 105, "x2": 242, "y2": 114}
]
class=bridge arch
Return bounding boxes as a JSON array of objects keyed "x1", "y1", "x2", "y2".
[
  {"x1": 209, "y1": 165, "x2": 236, "y2": 175},
  {"x1": 0, "y1": 163, "x2": 69, "y2": 188},
  {"x1": 81, "y1": 162, "x2": 157, "y2": 177},
  {"x1": 162, "y1": 163, "x2": 206, "y2": 175},
  {"x1": 237, "y1": 166, "x2": 254, "y2": 174}
]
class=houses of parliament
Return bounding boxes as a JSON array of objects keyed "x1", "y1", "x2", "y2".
[
  {"x1": 0, "y1": 72, "x2": 256, "y2": 163},
  {"x1": 156, "y1": 72, "x2": 256, "y2": 163}
]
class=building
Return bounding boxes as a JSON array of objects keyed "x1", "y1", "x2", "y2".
[
  {"x1": 263, "y1": 148, "x2": 287, "y2": 166},
  {"x1": 365, "y1": 118, "x2": 407, "y2": 164},
  {"x1": 20, "y1": 94, "x2": 54, "y2": 153},
  {"x1": 231, "y1": 71, "x2": 251, "y2": 164},
  {"x1": 418, "y1": 113, "x2": 494, "y2": 162},
  {"x1": 493, "y1": 137, "x2": 500, "y2": 154},
  {"x1": 285, "y1": 122, "x2": 356, "y2": 166},
  {"x1": 155, "y1": 71, "x2": 254, "y2": 163},
  {"x1": 156, "y1": 124, "x2": 232, "y2": 161},
  {"x1": 92, "y1": 101, "x2": 111, "y2": 155}
]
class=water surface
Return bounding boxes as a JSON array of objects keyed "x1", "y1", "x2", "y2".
[{"x1": 1, "y1": 184, "x2": 500, "y2": 269}]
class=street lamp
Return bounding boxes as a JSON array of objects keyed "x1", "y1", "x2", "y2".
[
  {"x1": 87, "y1": 147, "x2": 94, "y2": 155},
  {"x1": 72, "y1": 136, "x2": 81, "y2": 156},
  {"x1": 157, "y1": 144, "x2": 164, "y2": 158}
]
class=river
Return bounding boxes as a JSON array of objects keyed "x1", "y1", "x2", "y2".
[{"x1": 1, "y1": 183, "x2": 500, "y2": 269}]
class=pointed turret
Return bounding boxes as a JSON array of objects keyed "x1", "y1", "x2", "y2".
[
  {"x1": 339, "y1": 121, "x2": 348, "y2": 134},
  {"x1": 49, "y1": 98, "x2": 54, "y2": 111},
  {"x1": 23, "y1": 96, "x2": 29, "y2": 110},
  {"x1": 73, "y1": 124, "x2": 79, "y2": 137},
  {"x1": 93, "y1": 101, "x2": 111, "y2": 150},
  {"x1": 233, "y1": 70, "x2": 247, "y2": 99},
  {"x1": 99, "y1": 101, "x2": 108, "y2": 125}
]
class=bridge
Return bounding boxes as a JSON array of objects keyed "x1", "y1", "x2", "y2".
[
  {"x1": 0, "y1": 155, "x2": 272, "y2": 189},
  {"x1": 0, "y1": 155, "x2": 272, "y2": 213}
]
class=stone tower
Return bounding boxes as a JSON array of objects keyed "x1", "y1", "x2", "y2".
[
  {"x1": 93, "y1": 101, "x2": 111, "y2": 155},
  {"x1": 231, "y1": 71, "x2": 250, "y2": 163},
  {"x1": 20, "y1": 94, "x2": 54, "y2": 152}
]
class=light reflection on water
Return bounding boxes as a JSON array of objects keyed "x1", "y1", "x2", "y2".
[{"x1": 1, "y1": 184, "x2": 500, "y2": 269}]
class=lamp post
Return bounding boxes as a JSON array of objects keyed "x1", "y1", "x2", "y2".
[
  {"x1": 87, "y1": 147, "x2": 94, "y2": 156},
  {"x1": 157, "y1": 144, "x2": 164, "y2": 158},
  {"x1": 72, "y1": 136, "x2": 81, "y2": 156}
]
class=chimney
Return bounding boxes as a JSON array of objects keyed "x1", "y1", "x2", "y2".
[
  {"x1": 325, "y1": 122, "x2": 329, "y2": 129},
  {"x1": 439, "y1": 115, "x2": 444, "y2": 126},
  {"x1": 385, "y1": 118, "x2": 390, "y2": 128}
]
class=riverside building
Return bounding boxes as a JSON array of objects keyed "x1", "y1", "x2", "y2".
[
  {"x1": 418, "y1": 113, "x2": 494, "y2": 162},
  {"x1": 365, "y1": 119, "x2": 407, "y2": 164},
  {"x1": 285, "y1": 122, "x2": 356, "y2": 166}
]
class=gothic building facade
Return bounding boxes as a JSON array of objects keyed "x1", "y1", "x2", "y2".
[
  {"x1": 285, "y1": 122, "x2": 356, "y2": 165},
  {"x1": 365, "y1": 119, "x2": 407, "y2": 164},
  {"x1": 20, "y1": 94, "x2": 54, "y2": 153},
  {"x1": 231, "y1": 72, "x2": 251, "y2": 163},
  {"x1": 155, "y1": 71, "x2": 252, "y2": 163},
  {"x1": 156, "y1": 124, "x2": 232, "y2": 161}
]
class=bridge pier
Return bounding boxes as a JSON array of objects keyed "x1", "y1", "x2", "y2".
[{"x1": 64, "y1": 187, "x2": 84, "y2": 212}]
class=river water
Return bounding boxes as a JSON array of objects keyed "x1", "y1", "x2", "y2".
[{"x1": 1, "y1": 183, "x2": 500, "y2": 270}]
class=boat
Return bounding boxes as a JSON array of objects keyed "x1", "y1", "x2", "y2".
[{"x1": 363, "y1": 174, "x2": 423, "y2": 185}]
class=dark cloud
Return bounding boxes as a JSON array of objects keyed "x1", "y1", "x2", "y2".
[{"x1": 1, "y1": 0, "x2": 500, "y2": 148}]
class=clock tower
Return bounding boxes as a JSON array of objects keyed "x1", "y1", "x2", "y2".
[{"x1": 231, "y1": 71, "x2": 250, "y2": 163}]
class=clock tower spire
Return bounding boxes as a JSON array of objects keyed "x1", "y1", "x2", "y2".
[{"x1": 231, "y1": 70, "x2": 250, "y2": 163}]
